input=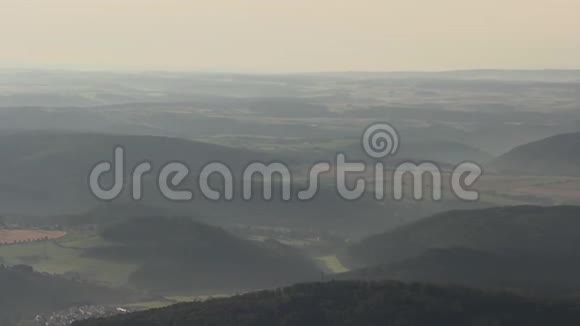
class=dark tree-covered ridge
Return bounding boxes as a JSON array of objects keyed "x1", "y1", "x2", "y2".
[{"x1": 74, "y1": 281, "x2": 580, "y2": 326}]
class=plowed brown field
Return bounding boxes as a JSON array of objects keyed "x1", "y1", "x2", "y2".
[{"x1": 0, "y1": 230, "x2": 66, "y2": 245}]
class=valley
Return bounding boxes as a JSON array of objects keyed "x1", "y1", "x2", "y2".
[{"x1": 1, "y1": 70, "x2": 580, "y2": 325}]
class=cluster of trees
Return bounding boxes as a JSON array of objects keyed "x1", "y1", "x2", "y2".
[{"x1": 74, "y1": 281, "x2": 580, "y2": 326}]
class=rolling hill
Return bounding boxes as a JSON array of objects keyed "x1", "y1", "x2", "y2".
[
  {"x1": 0, "y1": 131, "x2": 279, "y2": 215},
  {"x1": 493, "y1": 132, "x2": 580, "y2": 176},
  {"x1": 0, "y1": 131, "x2": 482, "y2": 238},
  {"x1": 349, "y1": 205, "x2": 580, "y2": 266},
  {"x1": 345, "y1": 206, "x2": 580, "y2": 295},
  {"x1": 341, "y1": 247, "x2": 580, "y2": 296},
  {"x1": 83, "y1": 217, "x2": 320, "y2": 293}
]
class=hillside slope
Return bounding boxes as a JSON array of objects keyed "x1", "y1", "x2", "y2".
[
  {"x1": 349, "y1": 205, "x2": 580, "y2": 266},
  {"x1": 74, "y1": 281, "x2": 580, "y2": 326},
  {"x1": 341, "y1": 247, "x2": 580, "y2": 296},
  {"x1": 345, "y1": 206, "x2": 580, "y2": 295},
  {"x1": 0, "y1": 265, "x2": 128, "y2": 324},
  {"x1": 0, "y1": 131, "x2": 481, "y2": 238},
  {"x1": 84, "y1": 217, "x2": 320, "y2": 293},
  {"x1": 0, "y1": 131, "x2": 278, "y2": 215},
  {"x1": 493, "y1": 132, "x2": 580, "y2": 176}
]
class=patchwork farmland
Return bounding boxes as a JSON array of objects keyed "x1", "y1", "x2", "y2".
[{"x1": 0, "y1": 230, "x2": 66, "y2": 245}]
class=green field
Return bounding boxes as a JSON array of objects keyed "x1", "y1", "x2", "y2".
[
  {"x1": 316, "y1": 255, "x2": 350, "y2": 274},
  {"x1": 0, "y1": 230, "x2": 138, "y2": 287}
]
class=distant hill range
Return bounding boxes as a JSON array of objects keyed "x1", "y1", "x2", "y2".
[
  {"x1": 341, "y1": 140, "x2": 492, "y2": 167},
  {"x1": 0, "y1": 131, "x2": 277, "y2": 215},
  {"x1": 0, "y1": 131, "x2": 483, "y2": 237},
  {"x1": 493, "y1": 132, "x2": 580, "y2": 176},
  {"x1": 345, "y1": 206, "x2": 580, "y2": 296},
  {"x1": 74, "y1": 281, "x2": 580, "y2": 326}
]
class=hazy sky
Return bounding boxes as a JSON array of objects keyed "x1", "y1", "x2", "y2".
[{"x1": 1, "y1": 0, "x2": 579, "y2": 72}]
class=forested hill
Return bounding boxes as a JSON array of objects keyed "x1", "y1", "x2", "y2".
[
  {"x1": 85, "y1": 217, "x2": 320, "y2": 293},
  {"x1": 349, "y1": 205, "x2": 580, "y2": 267},
  {"x1": 74, "y1": 281, "x2": 580, "y2": 326},
  {"x1": 493, "y1": 132, "x2": 580, "y2": 176},
  {"x1": 343, "y1": 206, "x2": 580, "y2": 296}
]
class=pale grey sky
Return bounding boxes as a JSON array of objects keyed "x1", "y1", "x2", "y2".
[{"x1": 1, "y1": 0, "x2": 579, "y2": 72}]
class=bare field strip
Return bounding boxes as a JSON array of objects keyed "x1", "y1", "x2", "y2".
[{"x1": 0, "y1": 230, "x2": 66, "y2": 245}]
